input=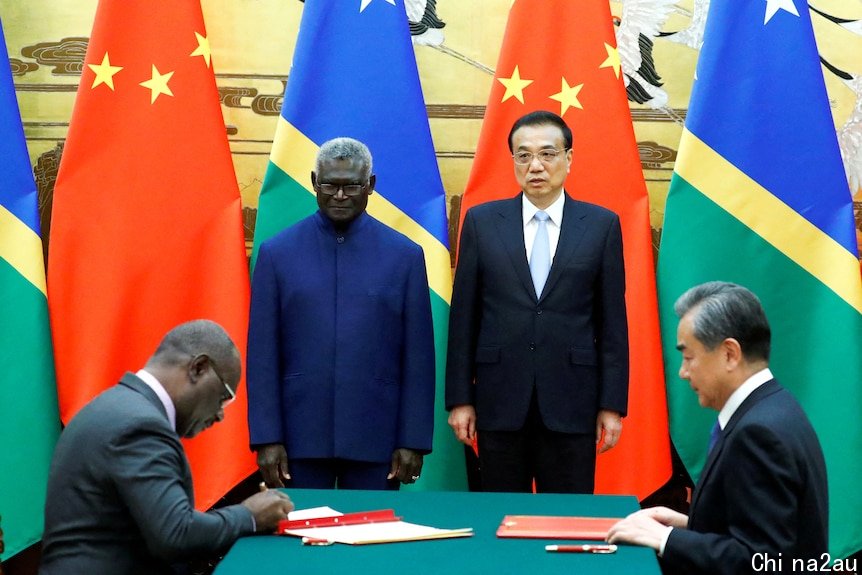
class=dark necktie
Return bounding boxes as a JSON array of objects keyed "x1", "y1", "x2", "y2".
[{"x1": 707, "y1": 420, "x2": 723, "y2": 454}]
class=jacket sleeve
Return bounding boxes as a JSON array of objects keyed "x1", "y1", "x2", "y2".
[
  {"x1": 595, "y1": 214, "x2": 629, "y2": 415},
  {"x1": 246, "y1": 242, "x2": 286, "y2": 446},
  {"x1": 109, "y1": 424, "x2": 253, "y2": 562},
  {"x1": 445, "y1": 208, "x2": 482, "y2": 409},
  {"x1": 395, "y1": 244, "x2": 436, "y2": 452}
]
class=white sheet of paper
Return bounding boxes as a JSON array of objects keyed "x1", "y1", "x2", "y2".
[
  {"x1": 286, "y1": 506, "x2": 342, "y2": 521},
  {"x1": 285, "y1": 521, "x2": 473, "y2": 545}
]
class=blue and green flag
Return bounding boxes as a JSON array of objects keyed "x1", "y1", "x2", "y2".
[
  {"x1": 0, "y1": 18, "x2": 61, "y2": 558},
  {"x1": 657, "y1": 0, "x2": 862, "y2": 558},
  {"x1": 252, "y1": 0, "x2": 464, "y2": 490}
]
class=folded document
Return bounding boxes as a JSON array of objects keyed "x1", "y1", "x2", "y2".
[
  {"x1": 278, "y1": 507, "x2": 473, "y2": 545},
  {"x1": 497, "y1": 515, "x2": 622, "y2": 540}
]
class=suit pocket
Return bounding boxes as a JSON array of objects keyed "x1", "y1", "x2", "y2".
[
  {"x1": 475, "y1": 346, "x2": 501, "y2": 364},
  {"x1": 570, "y1": 347, "x2": 597, "y2": 366}
]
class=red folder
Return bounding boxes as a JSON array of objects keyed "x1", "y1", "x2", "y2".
[
  {"x1": 496, "y1": 515, "x2": 622, "y2": 540},
  {"x1": 277, "y1": 509, "x2": 400, "y2": 534}
]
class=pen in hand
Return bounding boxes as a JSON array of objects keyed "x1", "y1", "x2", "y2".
[{"x1": 545, "y1": 544, "x2": 617, "y2": 554}]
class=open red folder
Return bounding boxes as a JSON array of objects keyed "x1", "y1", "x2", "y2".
[
  {"x1": 496, "y1": 515, "x2": 622, "y2": 540},
  {"x1": 276, "y1": 508, "x2": 473, "y2": 545}
]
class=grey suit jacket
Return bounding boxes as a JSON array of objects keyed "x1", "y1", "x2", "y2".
[
  {"x1": 662, "y1": 380, "x2": 828, "y2": 575},
  {"x1": 40, "y1": 373, "x2": 254, "y2": 575}
]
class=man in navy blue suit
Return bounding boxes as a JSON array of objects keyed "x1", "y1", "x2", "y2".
[
  {"x1": 607, "y1": 282, "x2": 828, "y2": 575},
  {"x1": 446, "y1": 110, "x2": 629, "y2": 493},
  {"x1": 247, "y1": 137, "x2": 435, "y2": 490}
]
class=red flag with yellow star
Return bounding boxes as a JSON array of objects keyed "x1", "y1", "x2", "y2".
[
  {"x1": 47, "y1": 0, "x2": 254, "y2": 508},
  {"x1": 460, "y1": 0, "x2": 670, "y2": 499}
]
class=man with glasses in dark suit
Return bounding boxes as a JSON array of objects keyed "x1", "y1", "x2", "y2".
[
  {"x1": 446, "y1": 110, "x2": 629, "y2": 494},
  {"x1": 248, "y1": 137, "x2": 435, "y2": 491}
]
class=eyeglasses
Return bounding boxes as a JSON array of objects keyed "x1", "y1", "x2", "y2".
[
  {"x1": 210, "y1": 360, "x2": 236, "y2": 408},
  {"x1": 512, "y1": 148, "x2": 568, "y2": 165},
  {"x1": 316, "y1": 183, "x2": 367, "y2": 197}
]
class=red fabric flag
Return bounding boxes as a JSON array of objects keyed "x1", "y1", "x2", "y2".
[
  {"x1": 48, "y1": 0, "x2": 254, "y2": 508},
  {"x1": 461, "y1": 0, "x2": 670, "y2": 499}
]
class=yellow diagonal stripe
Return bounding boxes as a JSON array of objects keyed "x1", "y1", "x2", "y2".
[
  {"x1": 0, "y1": 204, "x2": 47, "y2": 296},
  {"x1": 269, "y1": 117, "x2": 452, "y2": 304},
  {"x1": 675, "y1": 128, "x2": 862, "y2": 314}
]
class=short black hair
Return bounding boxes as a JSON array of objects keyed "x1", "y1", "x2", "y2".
[
  {"x1": 507, "y1": 110, "x2": 573, "y2": 152},
  {"x1": 675, "y1": 281, "x2": 771, "y2": 362},
  {"x1": 151, "y1": 319, "x2": 238, "y2": 368}
]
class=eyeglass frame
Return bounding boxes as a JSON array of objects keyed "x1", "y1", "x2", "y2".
[
  {"x1": 208, "y1": 357, "x2": 236, "y2": 408},
  {"x1": 511, "y1": 148, "x2": 569, "y2": 165},
  {"x1": 314, "y1": 181, "x2": 370, "y2": 197}
]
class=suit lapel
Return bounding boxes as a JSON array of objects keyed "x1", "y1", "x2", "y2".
[
  {"x1": 493, "y1": 195, "x2": 538, "y2": 300},
  {"x1": 539, "y1": 194, "x2": 588, "y2": 302},
  {"x1": 690, "y1": 379, "x2": 781, "y2": 514}
]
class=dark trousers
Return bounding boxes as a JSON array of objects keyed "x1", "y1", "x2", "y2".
[
  {"x1": 477, "y1": 393, "x2": 596, "y2": 494},
  {"x1": 288, "y1": 458, "x2": 399, "y2": 490}
]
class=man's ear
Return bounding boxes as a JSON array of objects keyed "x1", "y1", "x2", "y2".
[
  {"x1": 188, "y1": 354, "x2": 210, "y2": 383},
  {"x1": 367, "y1": 174, "x2": 376, "y2": 195},
  {"x1": 722, "y1": 338, "x2": 743, "y2": 370},
  {"x1": 311, "y1": 171, "x2": 318, "y2": 188}
]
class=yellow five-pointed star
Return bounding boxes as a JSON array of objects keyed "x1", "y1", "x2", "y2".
[
  {"x1": 498, "y1": 65, "x2": 533, "y2": 104},
  {"x1": 88, "y1": 52, "x2": 123, "y2": 91},
  {"x1": 599, "y1": 43, "x2": 621, "y2": 79},
  {"x1": 190, "y1": 31, "x2": 211, "y2": 68},
  {"x1": 139, "y1": 65, "x2": 174, "y2": 104},
  {"x1": 549, "y1": 78, "x2": 584, "y2": 116}
]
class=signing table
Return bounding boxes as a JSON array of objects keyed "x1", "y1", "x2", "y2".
[{"x1": 214, "y1": 488, "x2": 661, "y2": 575}]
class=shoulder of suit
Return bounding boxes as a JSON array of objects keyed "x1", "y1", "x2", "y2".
[
  {"x1": 363, "y1": 215, "x2": 424, "y2": 254},
  {"x1": 565, "y1": 197, "x2": 620, "y2": 221},
  {"x1": 465, "y1": 196, "x2": 520, "y2": 219},
  {"x1": 260, "y1": 213, "x2": 319, "y2": 250}
]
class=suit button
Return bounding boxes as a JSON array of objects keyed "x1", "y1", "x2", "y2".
[
  {"x1": 336, "y1": 236, "x2": 345, "y2": 244},
  {"x1": 536, "y1": 309, "x2": 543, "y2": 315},
  {"x1": 529, "y1": 343, "x2": 536, "y2": 351}
]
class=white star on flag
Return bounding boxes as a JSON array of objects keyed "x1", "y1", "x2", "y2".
[
  {"x1": 360, "y1": 0, "x2": 396, "y2": 13},
  {"x1": 764, "y1": 0, "x2": 799, "y2": 24}
]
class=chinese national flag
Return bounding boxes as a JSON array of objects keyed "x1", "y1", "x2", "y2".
[
  {"x1": 47, "y1": 0, "x2": 254, "y2": 508},
  {"x1": 461, "y1": 0, "x2": 670, "y2": 499}
]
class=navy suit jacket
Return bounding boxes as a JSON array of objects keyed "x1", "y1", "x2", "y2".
[
  {"x1": 446, "y1": 193, "x2": 628, "y2": 432},
  {"x1": 663, "y1": 380, "x2": 829, "y2": 575},
  {"x1": 247, "y1": 211, "x2": 435, "y2": 463},
  {"x1": 40, "y1": 374, "x2": 254, "y2": 575}
]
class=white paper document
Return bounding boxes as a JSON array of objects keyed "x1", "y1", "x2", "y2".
[{"x1": 281, "y1": 507, "x2": 473, "y2": 545}]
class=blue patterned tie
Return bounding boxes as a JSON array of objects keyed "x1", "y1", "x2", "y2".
[
  {"x1": 707, "y1": 420, "x2": 723, "y2": 454},
  {"x1": 530, "y1": 210, "x2": 551, "y2": 298}
]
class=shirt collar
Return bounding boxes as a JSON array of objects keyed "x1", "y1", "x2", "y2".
[
  {"x1": 522, "y1": 191, "x2": 565, "y2": 228},
  {"x1": 717, "y1": 367, "x2": 773, "y2": 429},
  {"x1": 136, "y1": 369, "x2": 177, "y2": 432}
]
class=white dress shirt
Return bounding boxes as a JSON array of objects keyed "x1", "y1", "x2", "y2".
[
  {"x1": 523, "y1": 191, "x2": 565, "y2": 264},
  {"x1": 136, "y1": 368, "x2": 177, "y2": 432}
]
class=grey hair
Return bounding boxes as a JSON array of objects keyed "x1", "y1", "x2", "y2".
[
  {"x1": 150, "y1": 319, "x2": 238, "y2": 367},
  {"x1": 315, "y1": 137, "x2": 373, "y2": 177},
  {"x1": 674, "y1": 281, "x2": 771, "y2": 362}
]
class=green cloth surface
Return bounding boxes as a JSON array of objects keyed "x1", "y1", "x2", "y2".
[{"x1": 215, "y1": 489, "x2": 660, "y2": 575}]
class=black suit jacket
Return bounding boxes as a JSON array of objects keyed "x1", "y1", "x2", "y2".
[
  {"x1": 40, "y1": 374, "x2": 254, "y2": 575},
  {"x1": 446, "y1": 193, "x2": 628, "y2": 432},
  {"x1": 663, "y1": 379, "x2": 829, "y2": 575}
]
